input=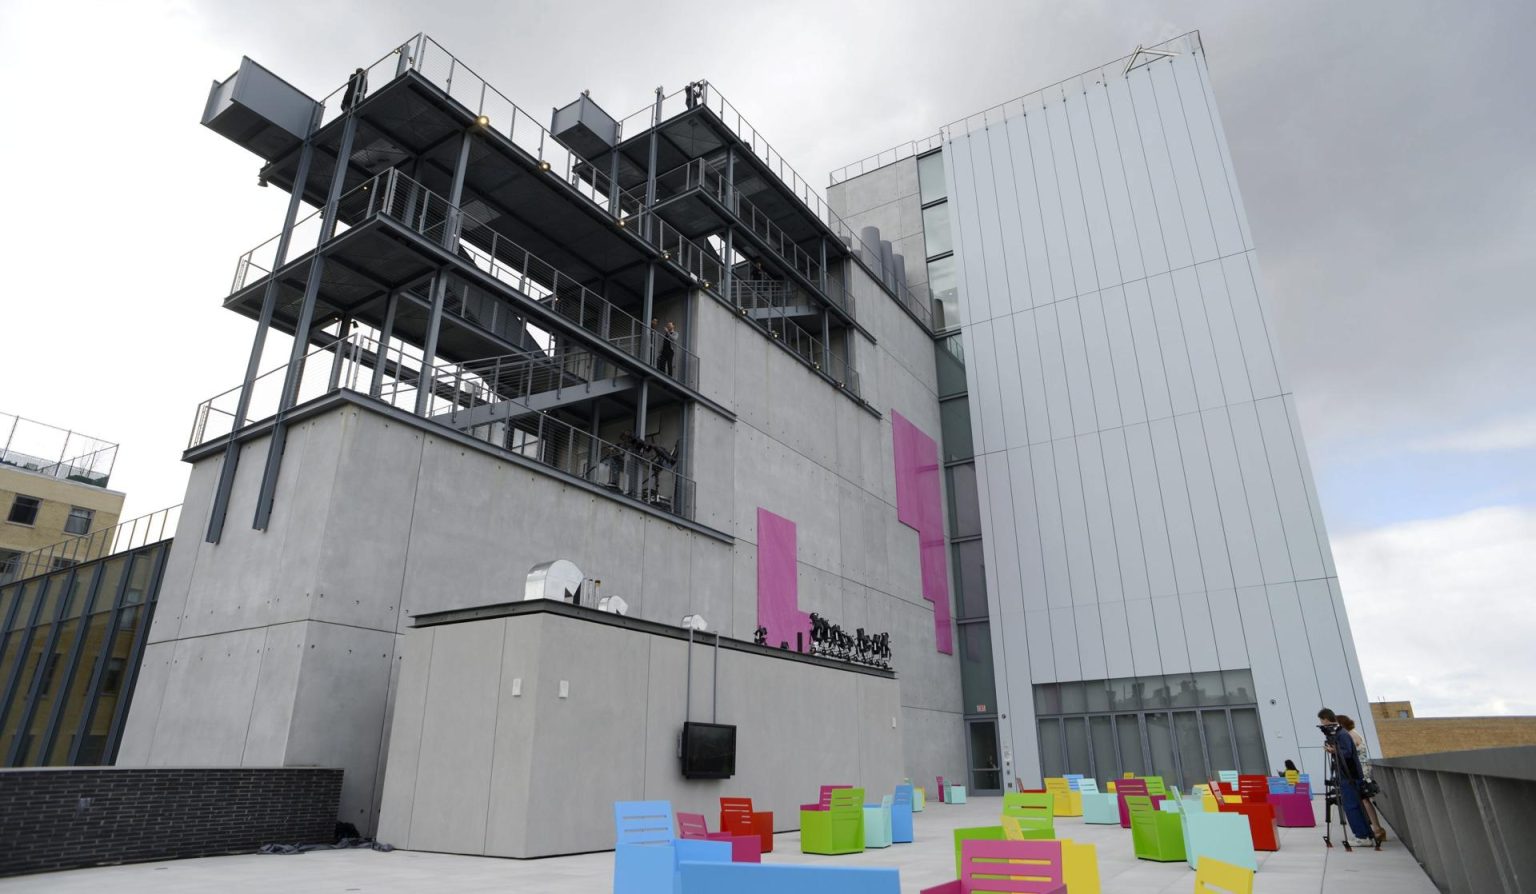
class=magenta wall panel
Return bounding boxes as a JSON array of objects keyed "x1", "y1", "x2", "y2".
[
  {"x1": 756, "y1": 508, "x2": 811, "y2": 650},
  {"x1": 892, "y1": 411, "x2": 954, "y2": 654}
]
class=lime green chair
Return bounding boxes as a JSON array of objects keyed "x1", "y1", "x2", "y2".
[
  {"x1": 1001, "y1": 792, "x2": 1055, "y2": 839},
  {"x1": 951, "y1": 825, "x2": 1006, "y2": 877},
  {"x1": 800, "y1": 787, "x2": 865, "y2": 855},
  {"x1": 1142, "y1": 776, "x2": 1168, "y2": 796},
  {"x1": 1128, "y1": 795, "x2": 1186, "y2": 862}
]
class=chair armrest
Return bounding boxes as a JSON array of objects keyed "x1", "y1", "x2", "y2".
[
  {"x1": 919, "y1": 882, "x2": 962, "y2": 894},
  {"x1": 675, "y1": 839, "x2": 731, "y2": 862}
]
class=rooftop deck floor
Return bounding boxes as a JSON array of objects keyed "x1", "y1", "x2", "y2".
[{"x1": 0, "y1": 795, "x2": 1436, "y2": 893}]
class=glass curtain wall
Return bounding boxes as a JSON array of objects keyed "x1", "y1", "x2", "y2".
[
  {"x1": 1033, "y1": 670, "x2": 1267, "y2": 788},
  {"x1": 0, "y1": 540, "x2": 168, "y2": 767}
]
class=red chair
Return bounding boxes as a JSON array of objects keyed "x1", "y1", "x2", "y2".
[
  {"x1": 937, "y1": 776, "x2": 947, "y2": 803},
  {"x1": 1218, "y1": 800, "x2": 1280, "y2": 851},
  {"x1": 677, "y1": 812, "x2": 762, "y2": 863},
  {"x1": 1116, "y1": 779, "x2": 1165, "y2": 828},
  {"x1": 720, "y1": 797, "x2": 774, "y2": 853},
  {"x1": 1237, "y1": 775, "x2": 1270, "y2": 803},
  {"x1": 920, "y1": 838, "x2": 1067, "y2": 894}
]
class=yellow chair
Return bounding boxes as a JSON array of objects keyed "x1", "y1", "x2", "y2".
[
  {"x1": 1124, "y1": 772, "x2": 1136, "y2": 778},
  {"x1": 1044, "y1": 777, "x2": 1082, "y2": 816},
  {"x1": 1202, "y1": 792, "x2": 1220, "y2": 813},
  {"x1": 1284, "y1": 769, "x2": 1300, "y2": 787},
  {"x1": 1194, "y1": 855, "x2": 1254, "y2": 893},
  {"x1": 1107, "y1": 781, "x2": 1117, "y2": 793}
]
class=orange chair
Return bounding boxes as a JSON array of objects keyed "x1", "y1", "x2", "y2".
[
  {"x1": 1217, "y1": 800, "x2": 1279, "y2": 851},
  {"x1": 720, "y1": 797, "x2": 774, "y2": 853}
]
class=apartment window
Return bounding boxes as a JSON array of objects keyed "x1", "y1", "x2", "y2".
[
  {"x1": 918, "y1": 151, "x2": 947, "y2": 202},
  {"x1": 52, "y1": 557, "x2": 76, "y2": 571},
  {"x1": 1397, "y1": 710, "x2": 1409, "y2": 719},
  {"x1": 922, "y1": 203, "x2": 953, "y2": 257},
  {"x1": 946, "y1": 463, "x2": 982, "y2": 539},
  {"x1": 65, "y1": 506, "x2": 94, "y2": 536},
  {"x1": 940, "y1": 398, "x2": 974, "y2": 462},
  {"x1": 0, "y1": 548, "x2": 20, "y2": 583},
  {"x1": 8, "y1": 494, "x2": 41, "y2": 526}
]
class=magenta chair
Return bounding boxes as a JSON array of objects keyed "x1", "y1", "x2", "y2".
[
  {"x1": 1269, "y1": 782, "x2": 1317, "y2": 828},
  {"x1": 1116, "y1": 779, "x2": 1164, "y2": 828},
  {"x1": 677, "y1": 812, "x2": 762, "y2": 862},
  {"x1": 920, "y1": 838, "x2": 1067, "y2": 894}
]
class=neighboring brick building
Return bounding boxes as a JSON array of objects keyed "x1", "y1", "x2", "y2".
[{"x1": 1368, "y1": 700, "x2": 1536, "y2": 759}]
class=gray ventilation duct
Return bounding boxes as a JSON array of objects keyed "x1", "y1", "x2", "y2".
[
  {"x1": 880, "y1": 241, "x2": 896, "y2": 290},
  {"x1": 859, "y1": 226, "x2": 883, "y2": 277},
  {"x1": 892, "y1": 252, "x2": 908, "y2": 297}
]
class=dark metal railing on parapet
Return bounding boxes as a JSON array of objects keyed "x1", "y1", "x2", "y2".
[{"x1": 2, "y1": 505, "x2": 180, "y2": 585}]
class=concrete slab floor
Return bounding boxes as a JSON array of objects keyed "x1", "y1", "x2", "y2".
[{"x1": 0, "y1": 796, "x2": 1436, "y2": 893}]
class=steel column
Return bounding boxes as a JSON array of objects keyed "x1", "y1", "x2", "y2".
[
  {"x1": 370, "y1": 291, "x2": 400, "y2": 397},
  {"x1": 416, "y1": 273, "x2": 449, "y2": 415},
  {"x1": 204, "y1": 131, "x2": 318, "y2": 543},
  {"x1": 445, "y1": 128, "x2": 474, "y2": 248},
  {"x1": 65, "y1": 550, "x2": 138, "y2": 765},
  {"x1": 36, "y1": 562, "x2": 110, "y2": 765},
  {"x1": 102, "y1": 545, "x2": 170, "y2": 764},
  {"x1": 252, "y1": 113, "x2": 359, "y2": 531}
]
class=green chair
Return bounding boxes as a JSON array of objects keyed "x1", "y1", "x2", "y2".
[
  {"x1": 801, "y1": 787, "x2": 865, "y2": 855},
  {"x1": 1143, "y1": 776, "x2": 1168, "y2": 796},
  {"x1": 951, "y1": 825, "x2": 1006, "y2": 877},
  {"x1": 1128, "y1": 795, "x2": 1186, "y2": 862},
  {"x1": 1000, "y1": 792, "x2": 1056, "y2": 839}
]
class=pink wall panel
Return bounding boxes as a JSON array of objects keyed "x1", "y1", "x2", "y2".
[
  {"x1": 892, "y1": 411, "x2": 954, "y2": 654},
  {"x1": 756, "y1": 508, "x2": 811, "y2": 650}
]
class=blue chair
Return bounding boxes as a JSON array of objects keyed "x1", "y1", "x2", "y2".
[
  {"x1": 864, "y1": 795, "x2": 894, "y2": 848},
  {"x1": 1080, "y1": 779, "x2": 1119, "y2": 825},
  {"x1": 1064, "y1": 773, "x2": 1086, "y2": 791},
  {"x1": 947, "y1": 784, "x2": 968, "y2": 804},
  {"x1": 676, "y1": 862, "x2": 900, "y2": 893},
  {"x1": 1178, "y1": 806, "x2": 1257, "y2": 872},
  {"x1": 892, "y1": 784, "x2": 915, "y2": 843},
  {"x1": 614, "y1": 801, "x2": 731, "y2": 894}
]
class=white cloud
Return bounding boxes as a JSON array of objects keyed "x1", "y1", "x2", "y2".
[
  {"x1": 1333, "y1": 505, "x2": 1536, "y2": 716},
  {"x1": 1409, "y1": 414, "x2": 1536, "y2": 454}
]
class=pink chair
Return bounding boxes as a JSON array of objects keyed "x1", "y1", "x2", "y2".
[
  {"x1": 1269, "y1": 782, "x2": 1316, "y2": 828},
  {"x1": 920, "y1": 838, "x2": 1067, "y2": 894},
  {"x1": 800, "y1": 784, "x2": 852, "y2": 811},
  {"x1": 937, "y1": 776, "x2": 947, "y2": 803},
  {"x1": 677, "y1": 812, "x2": 762, "y2": 863},
  {"x1": 1116, "y1": 779, "x2": 1165, "y2": 828}
]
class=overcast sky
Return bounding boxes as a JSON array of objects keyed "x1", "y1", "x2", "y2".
[{"x1": 1, "y1": 0, "x2": 1531, "y2": 717}]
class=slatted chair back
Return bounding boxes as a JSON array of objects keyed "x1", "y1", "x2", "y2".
[
  {"x1": 894, "y1": 784, "x2": 914, "y2": 808},
  {"x1": 1267, "y1": 777, "x2": 1293, "y2": 794},
  {"x1": 1077, "y1": 778, "x2": 1100, "y2": 794},
  {"x1": 1237, "y1": 777, "x2": 1269, "y2": 802},
  {"x1": 615, "y1": 800, "x2": 677, "y2": 846},
  {"x1": 1064, "y1": 773, "x2": 1085, "y2": 791},
  {"x1": 1002, "y1": 791, "x2": 1055, "y2": 820},
  {"x1": 816, "y1": 784, "x2": 851, "y2": 808},
  {"x1": 1194, "y1": 855, "x2": 1255, "y2": 894},
  {"x1": 828, "y1": 787, "x2": 864, "y2": 812},
  {"x1": 1044, "y1": 778, "x2": 1072, "y2": 799},
  {"x1": 1217, "y1": 770, "x2": 1239, "y2": 786},
  {"x1": 1143, "y1": 776, "x2": 1167, "y2": 796},
  {"x1": 960, "y1": 838, "x2": 1066, "y2": 894},
  {"x1": 1117, "y1": 778, "x2": 1149, "y2": 797},
  {"x1": 1125, "y1": 794, "x2": 1156, "y2": 819},
  {"x1": 676, "y1": 812, "x2": 713, "y2": 840},
  {"x1": 1296, "y1": 781, "x2": 1312, "y2": 797}
]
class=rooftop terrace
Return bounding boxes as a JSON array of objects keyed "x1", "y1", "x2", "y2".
[
  {"x1": 0, "y1": 412, "x2": 118, "y2": 489},
  {"x1": 2, "y1": 794, "x2": 1435, "y2": 893}
]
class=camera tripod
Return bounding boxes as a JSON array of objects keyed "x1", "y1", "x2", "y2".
[{"x1": 1322, "y1": 748, "x2": 1381, "y2": 851}]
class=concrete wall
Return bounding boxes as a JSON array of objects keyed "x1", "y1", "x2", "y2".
[
  {"x1": 937, "y1": 45, "x2": 1376, "y2": 783},
  {"x1": 377, "y1": 607, "x2": 903, "y2": 857}
]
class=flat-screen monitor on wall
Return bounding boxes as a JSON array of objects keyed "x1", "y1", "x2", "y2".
[{"x1": 680, "y1": 722, "x2": 736, "y2": 779}]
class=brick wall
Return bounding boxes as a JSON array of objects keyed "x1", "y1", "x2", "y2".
[
  {"x1": 0, "y1": 767, "x2": 342, "y2": 877},
  {"x1": 1375, "y1": 716, "x2": 1536, "y2": 759}
]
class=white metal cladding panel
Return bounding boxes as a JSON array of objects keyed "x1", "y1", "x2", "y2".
[
  {"x1": 1028, "y1": 442, "x2": 1072, "y2": 607},
  {"x1": 1004, "y1": 116, "x2": 1059, "y2": 308},
  {"x1": 967, "y1": 319, "x2": 1006, "y2": 455},
  {"x1": 1237, "y1": 584, "x2": 1298, "y2": 758},
  {"x1": 1097, "y1": 600, "x2": 1137, "y2": 679},
  {"x1": 1056, "y1": 300, "x2": 1100, "y2": 436},
  {"x1": 1148, "y1": 416, "x2": 1205, "y2": 596},
  {"x1": 1049, "y1": 605, "x2": 1082, "y2": 680},
  {"x1": 1124, "y1": 597, "x2": 1163, "y2": 676},
  {"x1": 1100, "y1": 286, "x2": 1148, "y2": 425},
  {"x1": 981, "y1": 452, "x2": 1027, "y2": 614},
  {"x1": 1036, "y1": 305, "x2": 1075, "y2": 438},
  {"x1": 949, "y1": 132, "x2": 994, "y2": 325},
  {"x1": 1296, "y1": 578, "x2": 1358, "y2": 714},
  {"x1": 1045, "y1": 95, "x2": 1098, "y2": 296},
  {"x1": 1175, "y1": 411, "x2": 1234, "y2": 590},
  {"x1": 1124, "y1": 422, "x2": 1178, "y2": 598},
  {"x1": 1127, "y1": 66, "x2": 1193, "y2": 272},
  {"x1": 1147, "y1": 273, "x2": 1199, "y2": 416},
  {"x1": 1098, "y1": 427, "x2": 1151, "y2": 602},
  {"x1": 1151, "y1": 594, "x2": 1192, "y2": 674},
  {"x1": 973, "y1": 132, "x2": 1013, "y2": 326},
  {"x1": 1194, "y1": 53, "x2": 1254, "y2": 252},
  {"x1": 1255, "y1": 396, "x2": 1326, "y2": 581},
  {"x1": 1084, "y1": 83, "x2": 1143, "y2": 283},
  {"x1": 1226, "y1": 400, "x2": 1294, "y2": 584},
  {"x1": 1026, "y1": 608, "x2": 1057, "y2": 680},
  {"x1": 1172, "y1": 265, "x2": 1227, "y2": 410},
  {"x1": 1327, "y1": 577, "x2": 1376, "y2": 743},
  {"x1": 1123, "y1": 279, "x2": 1174, "y2": 419},
  {"x1": 1077, "y1": 291, "x2": 1123, "y2": 431},
  {"x1": 1075, "y1": 603, "x2": 1109, "y2": 680},
  {"x1": 1179, "y1": 592, "x2": 1220, "y2": 672},
  {"x1": 1169, "y1": 53, "x2": 1244, "y2": 258},
  {"x1": 1202, "y1": 407, "x2": 1265, "y2": 589},
  {"x1": 1105, "y1": 75, "x2": 1168, "y2": 280},
  {"x1": 1025, "y1": 103, "x2": 1076, "y2": 302},
  {"x1": 1065, "y1": 87, "x2": 1121, "y2": 291},
  {"x1": 1196, "y1": 260, "x2": 1255, "y2": 405},
  {"x1": 1052, "y1": 439, "x2": 1098, "y2": 606},
  {"x1": 1205, "y1": 588, "x2": 1250, "y2": 670},
  {"x1": 1221, "y1": 253, "x2": 1282, "y2": 398},
  {"x1": 1149, "y1": 59, "x2": 1219, "y2": 266},
  {"x1": 1013, "y1": 310, "x2": 1052, "y2": 442},
  {"x1": 1264, "y1": 581, "x2": 1328, "y2": 736},
  {"x1": 1005, "y1": 447, "x2": 1050, "y2": 615},
  {"x1": 1077, "y1": 434, "x2": 1125, "y2": 602},
  {"x1": 994, "y1": 320, "x2": 1030, "y2": 450},
  {"x1": 986, "y1": 123, "x2": 1032, "y2": 314}
]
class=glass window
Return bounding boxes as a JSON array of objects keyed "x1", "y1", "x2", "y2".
[
  {"x1": 922, "y1": 203, "x2": 953, "y2": 258},
  {"x1": 1115, "y1": 714, "x2": 1145, "y2": 776},
  {"x1": 1109, "y1": 677, "x2": 1141, "y2": 711},
  {"x1": 1201, "y1": 709, "x2": 1236, "y2": 775},
  {"x1": 8, "y1": 495, "x2": 41, "y2": 526},
  {"x1": 65, "y1": 507, "x2": 94, "y2": 536},
  {"x1": 1192, "y1": 671, "x2": 1225, "y2": 706},
  {"x1": 928, "y1": 256, "x2": 960, "y2": 330},
  {"x1": 918, "y1": 151, "x2": 946, "y2": 202},
  {"x1": 968, "y1": 720, "x2": 1002, "y2": 792},
  {"x1": 1223, "y1": 669, "x2": 1255, "y2": 704},
  {"x1": 1143, "y1": 674, "x2": 1173, "y2": 709},
  {"x1": 1038, "y1": 718, "x2": 1064, "y2": 779},
  {"x1": 935, "y1": 333, "x2": 967, "y2": 397},
  {"x1": 1035, "y1": 683, "x2": 1061, "y2": 715},
  {"x1": 959, "y1": 623, "x2": 996, "y2": 713},
  {"x1": 1059, "y1": 681, "x2": 1087, "y2": 715},
  {"x1": 953, "y1": 540, "x2": 987, "y2": 619},
  {"x1": 1230, "y1": 708, "x2": 1268, "y2": 774},
  {"x1": 940, "y1": 398, "x2": 973, "y2": 461},
  {"x1": 1063, "y1": 717, "x2": 1090, "y2": 776},
  {"x1": 1089, "y1": 715, "x2": 1118, "y2": 782},
  {"x1": 1146, "y1": 712, "x2": 1176, "y2": 781},
  {"x1": 1173, "y1": 711, "x2": 1207, "y2": 788},
  {"x1": 1084, "y1": 680, "x2": 1111, "y2": 713},
  {"x1": 947, "y1": 463, "x2": 982, "y2": 540},
  {"x1": 0, "y1": 549, "x2": 20, "y2": 584}
]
